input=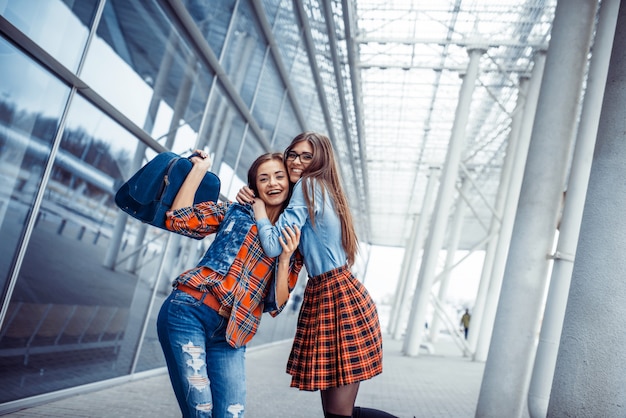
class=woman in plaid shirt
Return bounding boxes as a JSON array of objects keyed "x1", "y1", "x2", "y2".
[
  {"x1": 240, "y1": 133, "x2": 396, "y2": 418},
  {"x1": 157, "y1": 151, "x2": 303, "y2": 418}
]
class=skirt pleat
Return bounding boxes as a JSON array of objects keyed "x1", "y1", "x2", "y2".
[{"x1": 286, "y1": 265, "x2": 383, "y2": 391}]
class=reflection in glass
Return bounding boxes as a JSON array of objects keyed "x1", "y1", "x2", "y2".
[
  {"x1": 252, "y1": 56, "x2": 287, "y2": 144},
  {"x1": 0, "y1": 94, "x2": 170, "y2": 402},
  {"x1": 202, "y1": 85, "x2": 261, "y2": 193},
  {"x1": 81, "y1": 0, "x2": 213, "y2": 154},
  {"x1": 273, "y1": 0, "x2": 303, "y2": 80},
  {"x1": 223, "y1": 1, "x2": 265, "y2": 108},
  {"x1": 185, "y1": 0, "x2": 236, "y2": 59},
  {"x1": 0, "y1": 0, "x2": 98, "y2": 72},
  {"x1": 0, "y1": 0, "x2": 321, "y2": 405},
  {"x1": 274, "y1": 100, "x2": 300, "y2": 151},
  {"x1": 0, "y1": 37, "x2": 69, "y2": 307}
]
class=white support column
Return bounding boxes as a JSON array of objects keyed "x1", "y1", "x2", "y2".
[
  {"x1": 403, "y1": 47, "x2": 485, "y2": 357},
  {"x1": 429, "y1": 177, "x2": 469, "y2": 343},
  {"x1": 476, "y1": 0, "x2": 597, "y2": 415},
  {"x1": 528, "y1": 1, "x2": 619, "y2": 416},
  {"x1": 467, "y1": 76, "x2": 528, "y2": 354},
  {"x1": 387, "y1": 215, "x2": 417, "y2": 334},
  {"x1": 473, "y1": 52, "x2": 545, "y2": 363},
  {"x1": 548, "y1": 1, "x2": 626, "y2": 415},
  {"x1": 390, "y1": 167, "x2": 440, "y2": 340}
]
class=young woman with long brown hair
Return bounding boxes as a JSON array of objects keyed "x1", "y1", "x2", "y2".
[
  {"x1": 240, "y1": 132, "x2": 395, "y2": 418},
  {"x1": 158, "y1": 151, "x2": 302, "y2": 418}
]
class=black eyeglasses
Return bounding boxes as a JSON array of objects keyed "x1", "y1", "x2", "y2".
[{"x1": 286, "y1": 151, "x2": 313, "y2": 162}]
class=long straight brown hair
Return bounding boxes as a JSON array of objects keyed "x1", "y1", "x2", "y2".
[{"x1": 285, "y1": 132, "x2": 358, "y2": 266}]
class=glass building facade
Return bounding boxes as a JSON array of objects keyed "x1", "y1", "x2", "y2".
[{"x1": 0, "y1": 0, "x2": 359, "y2": 408}]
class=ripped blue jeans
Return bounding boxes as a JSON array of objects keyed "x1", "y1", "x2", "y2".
[{"x1": 157, "y1": 289, "x2": 246, "y2": 418}]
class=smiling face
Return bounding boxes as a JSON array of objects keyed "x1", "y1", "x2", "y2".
[
  {"x1": 255, "y1": 159, "x2": 290, "y2": 210},
  {"x1": 286, "y1": 140, "x2": 314, "y2": 183}
]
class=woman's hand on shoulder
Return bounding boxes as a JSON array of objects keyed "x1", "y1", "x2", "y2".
[
  {"x1": 278, "y1": 225, "x2": 300, "y2": 261},
  {"x1": 251, "y1": 197, "x2": 266, "y2": 213},
  {"x1": 251, "y1": 197, "x2": 269, "y2": 221},
  {"x1": 236, "y1": 186, "x2": 256, "y2": 204}
]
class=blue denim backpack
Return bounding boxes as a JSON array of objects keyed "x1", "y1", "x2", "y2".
[{"x1": 114, "y1": 152, "x2": 220, "y2": 235}]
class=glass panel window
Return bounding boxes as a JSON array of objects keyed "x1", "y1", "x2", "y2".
[
  {"x1": 252, "y1": 57, "x2": 286, "y2": 144},
  {"x1": 273, "y1": 0, "x2": 301, "y2": 75},
  {"x1": 271, "y1": 5, "x2": 325, "y2": 133},
  {"x1": 273, "y1": 100, "x2": 300, "y2": 151},
  {"x1": 261, "y1": 0, "x2": 281, "y2": 27},
  {"x1": 222, "y1": 1, "x2": 265, "y2": 108},
  {"x1": 82, "y1": 0, "x2": 213, "y2": 153},
  {"x1": 0, "y1": 93, "x2": 171, "y2": 402},
  {"x1": 0, "y1": 36, "x2": 70, "y2": 304},
  {"x1": 0, "y1": 0, "x2": 98, "y2": 72},
  {"x1": 185, "y1": 0, "x2": 236, "y2": 59},
  {"x1": 218, "y1": 113, "x2": 260, "y2": 198}
]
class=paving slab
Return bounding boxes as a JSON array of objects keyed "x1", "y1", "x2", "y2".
[{"x1": 3, "y1": 333, "x2": 484, "y2": 418}]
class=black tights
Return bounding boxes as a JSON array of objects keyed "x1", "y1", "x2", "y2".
[
  {"x1": 321, "y1": 383, "x2": 399, "y2": 418},
  {"x1": 321, "y1": 383, "x2": 360, "y2": 417}
]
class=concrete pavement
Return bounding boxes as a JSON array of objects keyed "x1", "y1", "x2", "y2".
[{"x1": 3, "y1": 333, "x2": 484, "y2": 418}]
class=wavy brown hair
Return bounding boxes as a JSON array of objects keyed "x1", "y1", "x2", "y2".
[
  {"x1": 247, "y1": 152, "x2": 291, "y2": 224},
  {"x1": 284, "y1": 132, "x2": 358, "y2": 265}
]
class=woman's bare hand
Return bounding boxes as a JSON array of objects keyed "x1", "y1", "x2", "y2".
[
  {"x1": 189, "y1": 149, "x2": 212, "y2": 171},
  {"x1": 279, "y1": 225, "x2": 300, "y2": 260},
  {"x1": 236, "y1": 186, "x2": 256, "y2": 204}
]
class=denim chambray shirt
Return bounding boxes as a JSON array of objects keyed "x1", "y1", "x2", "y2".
[{"x1": 256, "y1": 179, "x2": 347, "y2": 277}]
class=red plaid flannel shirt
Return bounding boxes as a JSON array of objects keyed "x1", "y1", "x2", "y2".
[{"x1": 166, "y1": 201, "x2": 302, "y2": 348}]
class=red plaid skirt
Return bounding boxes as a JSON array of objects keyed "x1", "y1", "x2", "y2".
[{"x1": 286, "y1": 265, "x2": 383, "y2": 391}]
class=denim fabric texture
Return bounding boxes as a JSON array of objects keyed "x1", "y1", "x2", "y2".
[
  {"x1": 197, "y1": 204, "x2": 255, "y2": 275},
  {"x1": 157, "y1": 290, "x2": 246, "y2": 418}
]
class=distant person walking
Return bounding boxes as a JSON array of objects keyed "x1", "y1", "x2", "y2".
[{"x1": 460, "y1": 309, "x2": 471, "y2": 340}]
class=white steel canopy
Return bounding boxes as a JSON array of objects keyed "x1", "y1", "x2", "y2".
[{"x1": 314, "y1": 0, "x2": 557, "y2": 248}]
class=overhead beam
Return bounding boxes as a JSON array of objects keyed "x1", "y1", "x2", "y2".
[
  {"x1": 358, "y1": 62, "x2": 533, "y2": 73},
  {"x1": 357, "y1": 36, "x2": 548, "y2": 49}
]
